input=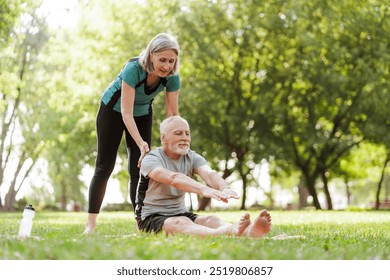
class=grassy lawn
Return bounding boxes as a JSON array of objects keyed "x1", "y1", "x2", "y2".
[{"x1": 0, "y1": 210, "x2": 389, "y2": 260}]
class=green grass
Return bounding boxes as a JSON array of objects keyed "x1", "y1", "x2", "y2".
[{"x1": 0, "y1": 210, "x2": 389, "y2": 260}]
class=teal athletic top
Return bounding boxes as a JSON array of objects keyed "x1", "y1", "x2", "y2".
[{"x1": 101, "y1": 58, "x2": 180, "y2": 116}]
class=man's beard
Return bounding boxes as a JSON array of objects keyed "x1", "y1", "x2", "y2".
[{"x1": 169, "y1": 144, "x2": 189, "y2": 156}]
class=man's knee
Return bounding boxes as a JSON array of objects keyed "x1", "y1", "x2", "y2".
[
  {"x1": 163, "y1": 216, "x2": 193, "y2": 235},
  {"x1": 195, "y1": 215, "x2": 222, "y2": 226},
  {"x1": 205, "y1": 215, "x2": 220, "y2": 223}
]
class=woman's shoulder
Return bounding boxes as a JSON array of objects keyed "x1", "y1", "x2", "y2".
[
  {"x1": 167, "y1": 73, "x2": 180, "y2": 79},
  {"x1": 120, "y1": 58, "x2": 146, "y2": 84},
  {"x1": 123, "y1": 58, "x2": 143, "y2": 72},
  {"x1": 165, "y1": 73, "x2": 180, "y2": 90}
]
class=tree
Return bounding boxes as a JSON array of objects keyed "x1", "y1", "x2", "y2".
[
  {"x1": 171, "y1": 0, "x2": 278, "y2": 210},
  {"x1": 256, "y1": 0, "x2": 390, "y2": 209},
  {"x1": 143, "y1": 0, "x2": 390, "y2": 210},
  {"x1": 0, "y1": 0, "x2": 50, "y2": 211},
  {"x1": 336, "y1": 143, "x2": 388, "y2": 207},
  {"x1": 362, "y1": 70, "x2": 390, "y2": 209},
  {"x1": 2, "y1": 0, "x2": 389, "y2": 211},
  {"x1": 0, "y1": 0, "x2": 22, "y2": 46}
]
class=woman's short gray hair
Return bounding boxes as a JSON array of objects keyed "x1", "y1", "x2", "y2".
[{"x1": 139, "y1": 33, "x2": 180, "y2": 76}]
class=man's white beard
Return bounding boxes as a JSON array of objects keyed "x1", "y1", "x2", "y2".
[{"x1": 170, "y1": 144, "x2": 189, "y2": 156}]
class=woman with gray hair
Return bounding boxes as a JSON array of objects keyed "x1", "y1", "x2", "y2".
[{"x1": 84, "y1": 33, "x2": 181, "y2": 234}]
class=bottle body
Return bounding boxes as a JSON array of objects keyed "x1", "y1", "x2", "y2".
[{"x1": 18, "y1": 205, "x2": 35, "y2": 238}]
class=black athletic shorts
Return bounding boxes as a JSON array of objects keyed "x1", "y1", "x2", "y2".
[{"x1": 136, "y1": 212, "x2": 198, "y2": 234}]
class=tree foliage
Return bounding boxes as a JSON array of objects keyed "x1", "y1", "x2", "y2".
[
  {"x1": 1, "y1": 0, "x2": 50, "y2": 211},
  {"x1": 246, "y1": 0, "x2": 390, "y2": 209},
  {"x1": 1, "y1": 0, "x2": 389, "y2": 211}
]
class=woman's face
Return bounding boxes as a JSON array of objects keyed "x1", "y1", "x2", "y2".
[{"x1": 150, "y1": 49, "x2": 177, "y2": 77}]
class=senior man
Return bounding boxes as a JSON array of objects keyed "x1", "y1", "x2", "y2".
[{"x1": 135, "y1": 116, "x2": 271, "y2": 237}]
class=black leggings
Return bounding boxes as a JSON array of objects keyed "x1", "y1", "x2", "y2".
[{"x1": 87, "y1": 102, "x2": 152, "y2": 213}]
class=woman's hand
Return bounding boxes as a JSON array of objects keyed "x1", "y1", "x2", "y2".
[{"x1": 137, "y1": 141, "x2": 150, "y2": 168}]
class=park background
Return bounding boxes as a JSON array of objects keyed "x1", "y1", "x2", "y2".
[{"x1": 1, "y1": 0, "x2": 390, "y2": 214}]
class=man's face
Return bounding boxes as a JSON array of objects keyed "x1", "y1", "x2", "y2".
[{"x1": 162, "y1": 119, "x2": 191, "y2": 159}]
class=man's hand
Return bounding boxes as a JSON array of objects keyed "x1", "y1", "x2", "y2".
[
  {"x1": 222, "y1": 188, "x2": 240, "y2": 200},
  {"x1": 202, "y1": 188, "x2": 234, "y2": 203}
]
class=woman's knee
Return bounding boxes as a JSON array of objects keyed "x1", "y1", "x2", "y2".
[{"x1": 94, "y1": 162, "x2": 116, "y2": 177}]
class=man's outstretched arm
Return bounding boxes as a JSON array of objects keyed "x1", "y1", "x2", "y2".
[
  {"x1": 195, "y1": 165, "x2": 239, "y2": 199},
  {"x1": 148, "y1": 166, "x2": 232, "y2": 203}
]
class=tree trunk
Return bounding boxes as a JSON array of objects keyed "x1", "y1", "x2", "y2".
[
  {"x1": 3, "y1": 154, "x2": 26, "y2": 211},
  {"x1": 61, "y1": 192, "x2": 67, "y2": 211},
  {"x1": 321, "y1": 170, "x2": 333, "y2": 210},
  {"x1": 4, "y1": 184, "x2": 17, "y2": 212},
  {"x1": 197, "y1": 197, "x2": 211, "y2": 211},
  {"x1": 345, "y1": 178, "x2": 351, "y2": 205},
  {"x1": 240, "y1": 174, "x2": 248, "y2": 210},
  {"x1": 0, "y1": 100, "x2": 20, "y2": 208},
  {"x1": 375, "y1": 152, "x2": 389, "y2": 210},
  {"x1": 298, "y1": 178, "x2": 309, "y2": 209},
  {"x1": 304, "y1": 174, "x2": 322, "y2": 209}
]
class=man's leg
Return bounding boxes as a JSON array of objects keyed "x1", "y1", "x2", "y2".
[
  {"x1": 162, "y1": 210, "x2": 271, "y2": 238},
  {"x1": 194, "y1": 215, "x2": 226, "y2": 228},
  {"x1": 195, "y1": 214, "x2": 251, "y2": 236},
  {"x1": 163, "y1": 214, "x2": 251, "y2": 237}
]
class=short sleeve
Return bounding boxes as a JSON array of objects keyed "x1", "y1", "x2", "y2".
[
  {"x1": 118, "y1": 61, "x2": 143, "y2": 88},
  {"x1": 166, "y1": 75, "x2": 180, "y2": 92},
  {"x1": 192, "y1": 152, "x2": 208, "y2": 170},
  {"x1": 140, "y1": 153, "x2": 161, "y2": 178}
]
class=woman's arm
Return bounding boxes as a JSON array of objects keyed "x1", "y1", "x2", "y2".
[
  {"x1": 121, "y1": 80, "x2": 149, "y2": 163},
  {"x1": 165, "y1": 90, "x2": 179, "y2": 117}
]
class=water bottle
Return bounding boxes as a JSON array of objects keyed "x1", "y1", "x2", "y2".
[{"x1": 18, "y1": 204, "x2": 35, "y2": 238}]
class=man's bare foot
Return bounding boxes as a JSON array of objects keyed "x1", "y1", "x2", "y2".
[
  {"x1": 242, "y1": 209, "x2": 271, "y2": 238},
  {"x1": 226, "y1": 213, "x2": 251, "y2": 236},
  {"x1": 236, "y1": 213, "x2": 251, "y2": 236},
  {"x1": 260, "y1": 209, "x2": 271, "y2": 224}
]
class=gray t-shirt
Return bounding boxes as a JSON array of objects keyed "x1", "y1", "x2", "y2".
[{"x1": 139, "y1": 147, "x2": 207, "y2": 220}]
